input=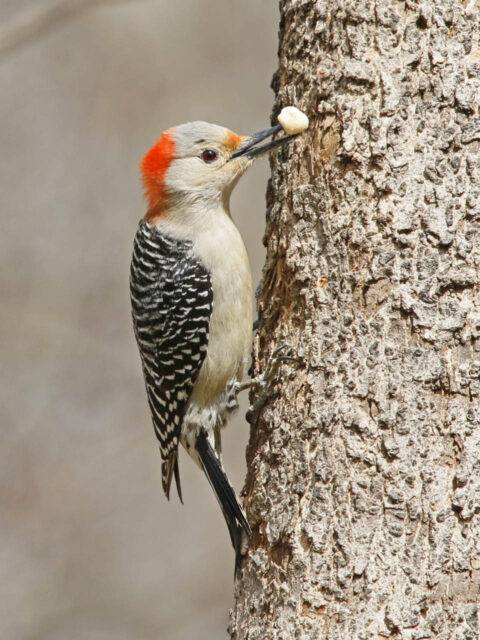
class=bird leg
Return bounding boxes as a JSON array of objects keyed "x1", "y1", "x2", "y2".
[{"x1": 236, "y1": 345, "x2": 298, "y2": 414}]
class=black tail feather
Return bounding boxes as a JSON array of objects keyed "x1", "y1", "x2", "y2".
[
  {"x1": 162, "y1": 451, "x2": 183, "y2": 504},
  {"x1": 195, "y1": 429, "x2": 251, "y2": 574},
  {"x1": 173, "y1": 455, "x2": 183, "y2": 504}
]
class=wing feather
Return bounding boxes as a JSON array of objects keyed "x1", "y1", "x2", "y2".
[{"x1": 130, "y1": 222, "x2": 213, "y2": 498}]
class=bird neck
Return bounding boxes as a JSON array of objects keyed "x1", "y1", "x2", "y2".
[
  {"x1": 145, "y1": 185, "x2": 234, "y2": 225},
  {"x1": 147, "y1": 197, "x2": 234, "y2": 243}
]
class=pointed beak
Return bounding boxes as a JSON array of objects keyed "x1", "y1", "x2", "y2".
[{"x1": 229, "y1": 125, "x2": 298, "y2": 160}]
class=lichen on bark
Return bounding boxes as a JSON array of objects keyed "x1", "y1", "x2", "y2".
[{"x1": 230, "y1": 1, "x2": 480, "y2": 638}]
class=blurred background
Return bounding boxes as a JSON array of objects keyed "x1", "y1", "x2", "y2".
[{"x1": 0, "y1": 1, "x2": 278, "y2": 638}]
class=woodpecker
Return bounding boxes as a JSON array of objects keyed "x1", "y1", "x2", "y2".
[{"x1": 130, "y1": 120, "x2": 298, "y2": 567}]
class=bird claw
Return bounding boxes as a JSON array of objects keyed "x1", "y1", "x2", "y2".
[
  {"x1": 237, "y1": 344, "x2": 299, "y2": 417},
  {"x1": 262, "y1": 344, "x2": 299, "y2": 376}
]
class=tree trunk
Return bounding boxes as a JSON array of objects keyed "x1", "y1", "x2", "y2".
[{"x1": 230, "y1": 1, "x2": 480, "y2": 638}]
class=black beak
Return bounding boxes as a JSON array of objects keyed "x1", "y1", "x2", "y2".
[{"x1": 230, "y1": 124, "x2": 298, "y2": 160}]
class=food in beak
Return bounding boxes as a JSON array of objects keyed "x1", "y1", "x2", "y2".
[
  {"x1": 230, "y1": 106, "x2": 309, "y2": 160},
  {"x1": 278, "y1": 106, "x2": 309, "y2": 135}
]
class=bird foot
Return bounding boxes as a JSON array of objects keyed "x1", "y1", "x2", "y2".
[{"x1": 237, "y1": 345, "x2": 298, "y2": 416}]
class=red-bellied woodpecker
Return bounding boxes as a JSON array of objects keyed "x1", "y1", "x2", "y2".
[{"x1": 130, "y1": 119, "x2": 301, "y2": 569}]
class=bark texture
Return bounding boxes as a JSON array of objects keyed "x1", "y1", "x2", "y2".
[{"x1": 230, "y1": 1, "x2": 480, "y2": 638}]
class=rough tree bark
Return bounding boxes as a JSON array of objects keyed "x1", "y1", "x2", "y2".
[{"x1": 230, "y1": 1, "x2": 480, "y2": 638}]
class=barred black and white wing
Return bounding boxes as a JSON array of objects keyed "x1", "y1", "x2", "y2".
[{"x1": 130, "y1": 221, "x2": 213, "y2": 499}]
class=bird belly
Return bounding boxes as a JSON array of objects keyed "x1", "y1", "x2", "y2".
[
  {"x1": 180, "y1": 376, "x2": 238, "y2": 466},
  {"x1": 180, "y1": 216, "x2": 253, "y2": 463},
  {"x1": 189, "y1": 219, "x2": 253, "y2": 408}
]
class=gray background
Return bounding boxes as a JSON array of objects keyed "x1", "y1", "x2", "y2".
[{"x1": 0, "y1": 1, "x2": 278, "y2": 638}]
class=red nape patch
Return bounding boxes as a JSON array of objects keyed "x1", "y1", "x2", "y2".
[{"x1": 141, "y1": 129, "x2": 176, "y2": 218}]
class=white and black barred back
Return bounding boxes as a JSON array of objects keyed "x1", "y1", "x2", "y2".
[{"x1": 130, "y1": 221, "x2": 213, "y2": 498}]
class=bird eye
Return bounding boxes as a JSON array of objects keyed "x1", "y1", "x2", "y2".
[{"x1": 201, "y1": 148, "x2": 218, "y2": 163}]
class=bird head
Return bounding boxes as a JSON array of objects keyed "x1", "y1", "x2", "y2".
[{"x1": 141, "y1": 121, "x2": 295, "y2": 221}]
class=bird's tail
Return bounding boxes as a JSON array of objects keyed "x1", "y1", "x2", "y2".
[
  {"x1": 161, "y1": 451, "x2": 183, "y2": 504},
  {"x1": 195, "y1": 428, "x2": 251, "y2": 575}
]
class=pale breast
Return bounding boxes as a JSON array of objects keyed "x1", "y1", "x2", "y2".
[{"x1": 190, "y1": 216, "x2": 253, "y2": 407}]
